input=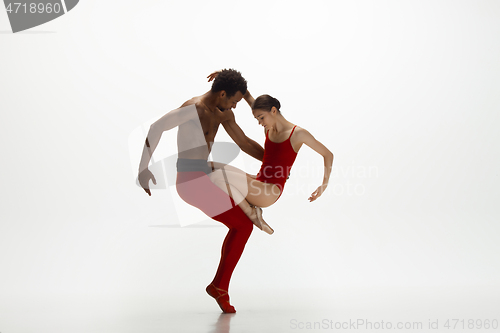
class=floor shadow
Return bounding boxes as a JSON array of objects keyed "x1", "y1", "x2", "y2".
[{"x1": 208, "y1": 313, "x2": 236, "y2": 333}]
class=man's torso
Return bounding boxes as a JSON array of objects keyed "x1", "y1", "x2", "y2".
[{"x1": 177, "y1": 96, "x2": 222, "y2": 160}]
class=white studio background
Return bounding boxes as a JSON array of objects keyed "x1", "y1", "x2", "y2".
[{"x1": 1, "y1": 0, "x2": 500, "y2": 331}]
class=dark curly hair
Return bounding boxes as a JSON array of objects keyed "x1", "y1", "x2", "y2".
[
  {"x1": 211, "y1": 69, "x2": 247, "y2": 98},
  {"x1": 252, "y1": 94, "x2": 281, "y2": 113}
]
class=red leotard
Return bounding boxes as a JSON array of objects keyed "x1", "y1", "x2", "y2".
[{"x1": 256, "y1": 125, "x2": 298, "y2": 195}]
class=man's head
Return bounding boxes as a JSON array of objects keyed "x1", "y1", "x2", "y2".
[{"x1": 211, "y1": 69, "x2": 247, "y2": 111}]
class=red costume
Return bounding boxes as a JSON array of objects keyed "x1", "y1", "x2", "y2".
[
  {"x1": 256, "y1": 125, "x2": 298, "y2": 196},
  {"x1": 175, "y1": 126, "x2": 298, "y2": 312},
  {"x1": 176, "y1": 160, "x2": 252, "y2": 313}
]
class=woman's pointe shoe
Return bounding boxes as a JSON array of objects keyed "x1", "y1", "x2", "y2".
[
  {"x1": 206, "y1": 284, "x2": 236, "y2": 313},
  {"x1": 251, "y1": 205, "x2": 274, "y2": 235}
]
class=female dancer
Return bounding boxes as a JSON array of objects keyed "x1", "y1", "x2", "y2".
[{"x1": 208, "y1": 93, "x2": 334, "y2": 234}]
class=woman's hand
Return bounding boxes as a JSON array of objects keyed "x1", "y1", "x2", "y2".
[
  {"x1": 207, "y1": 70, "x2": 221, "y2": 82},
  {"x1": 308, "y1": 184, "x2": 328, "y2": 202},
  {"x1": 138, "y1": 168, "x2": 157, "y2": 196}
]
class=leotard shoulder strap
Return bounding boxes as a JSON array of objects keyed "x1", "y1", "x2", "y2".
[{"x1": 288, "y1": 125, "x2": 297, "y2": 140}]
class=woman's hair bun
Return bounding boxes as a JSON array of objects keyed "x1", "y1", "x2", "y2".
[{"x1": 252, "y1": 94, "x2": 281, "y2": 112}]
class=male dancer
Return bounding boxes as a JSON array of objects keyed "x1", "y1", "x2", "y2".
[{"x1": 138, "y1": 69, "x2": 261, "y2": 313}]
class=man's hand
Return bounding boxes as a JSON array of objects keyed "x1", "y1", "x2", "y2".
[
  {"x1": 138, "y1": 168, "x2": 157, "y2": 196},
  {"x1": 215, "y1": 106, "x2": 234, "y2": 122}
]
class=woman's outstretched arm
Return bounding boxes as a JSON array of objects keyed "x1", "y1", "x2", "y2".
[{"x1": 295, "y1": 128, "x2": 334, "y2": 202}]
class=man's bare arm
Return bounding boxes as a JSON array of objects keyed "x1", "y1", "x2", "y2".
[
  {"x1": 138, "y1": 104, "x2": 200, "y2": 195},
  {"x1": 138, "y1": 104, "x2": 197, "y2": 172},
  {"x1": 221, "y1": 109, "x2": 264, "y2": 161}
]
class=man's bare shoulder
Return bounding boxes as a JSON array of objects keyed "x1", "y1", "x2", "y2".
[
  {"x1": 182, "y1": 96, "x2": 207, "y2": 115},
  {"x1": 180, "y1": 96, "x2": 199, "y2": 108}
]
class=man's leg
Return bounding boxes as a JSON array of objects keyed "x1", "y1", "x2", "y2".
[
  {"x1": 176, "y1": 171, "x2": 253, "y2": 312},
  {"x1": 209, "y1": 199, "x2": 253, "y2": 291}
]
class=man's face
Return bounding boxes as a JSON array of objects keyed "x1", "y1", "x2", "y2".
[{"x1": 218, "y1": 91, "x2": 244, "y2": 111}]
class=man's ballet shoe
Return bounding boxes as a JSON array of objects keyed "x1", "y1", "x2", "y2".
[
  {"x1": 253, "y1": 206, "x2": 274, "y2": 235},
  {"x1": 206, "y1": 284, "x2": 236, "y2": 313}
]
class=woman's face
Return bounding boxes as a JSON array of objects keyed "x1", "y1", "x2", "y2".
[{"x1": 252, "y1": 109, "x2": 272, "y2": 129}]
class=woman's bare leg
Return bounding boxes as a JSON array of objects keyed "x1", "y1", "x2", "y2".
[
  {"x1": 208, "y1": 164, "x2": 279, "y2": 234},
  {"x1": 208, "y1": 162, "x2": 280, "y2": 207},
  {"x1": 209, "y1": 171, "x2": 273, "y2": 234}
]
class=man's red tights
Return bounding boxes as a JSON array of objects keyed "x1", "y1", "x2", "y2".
[{"x1": 176, "y1": 171, "x2": 253, "y2": 292}]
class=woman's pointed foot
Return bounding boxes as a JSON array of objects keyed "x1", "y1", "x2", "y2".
[
  {"x1": 255, "y1": 206, "x2": 274, "y2": 234},
  {"x1": 250, "y1": 205, "x2": 274, "y2": 235},
  {"x1": 249, "y1": 205, "x2": 263, "y2": 230},
  {"x1": 206, "y1": 284, "x2": 236, "y2": 313}
]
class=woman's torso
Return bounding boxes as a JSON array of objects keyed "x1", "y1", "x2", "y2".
[{"x1": 256, "y1": 125, "x2": 301, "y2": 191}]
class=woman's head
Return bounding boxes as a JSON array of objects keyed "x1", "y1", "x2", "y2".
[
  {"x1": 252, "y1": 95, "x2": 281, "y2": 129},
  {"x1": 252, "y1": 94, "x2": 281, "y2": 113},
  {"x1": 252, "y1": 94, "x2": 281, "y2": 129}
]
